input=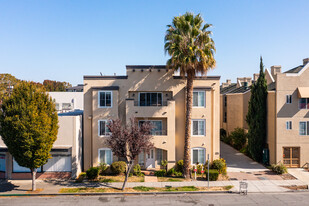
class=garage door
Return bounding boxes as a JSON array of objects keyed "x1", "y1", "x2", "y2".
[{"x1": 43, "y1": 155, "x2": 71, "y2": 172}]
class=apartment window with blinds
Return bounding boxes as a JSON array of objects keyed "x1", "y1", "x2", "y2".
[
  {"x1": 286, "y1": 95, "x2": 292, "y2": 104},
  {"x1": 192, "y1": 120, "x2": 206, "y2": 136},
  {"x1": 156, "y1": 149, "x2": 163, "y2": 165},
  {"x1": 286, "y1": 121, "x2": 292, "y2": 130},
  {"x1": 299, "y1": 98, "x2": 309, "y2": 109},
  {"x1": 98, "y1": 91, "x2": 112, "y2": 108},
  {"x1": 99, "y1": 148, "x2": 112, "y2": 165},
  {"x1": 139, "y1": 120, "x2": 163, "y2": 135},
  {"x1": 299, "y1": 121, "x2": 309, "y2": 136},
  {"x1": 192, "y1": 148, "x2": 205, "y2": 164},
  {"x1": 193, "y1": 91, "x2": 205, "y2": 107},
  {"x1": 98, "y1": 120, "x2": 111, "y2": 136}
]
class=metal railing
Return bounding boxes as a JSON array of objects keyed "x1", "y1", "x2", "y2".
[{"x1": 134, "y1": 101, "x2": 169, "y2": 106}]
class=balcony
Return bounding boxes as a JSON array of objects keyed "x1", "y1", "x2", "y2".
[
  {"x1": 126, "y1": 98, "x2": 175, "y2": 118},
  {"x1": 134, "y1": 101, "x2": 169, "y2": 106}
]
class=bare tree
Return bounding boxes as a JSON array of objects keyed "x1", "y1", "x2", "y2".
[{"x1": 106, "y1": 118, "x2": 154, "y2": 190}]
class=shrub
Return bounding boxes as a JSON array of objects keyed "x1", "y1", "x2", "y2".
[
  {"x1": 271, "y1": 163, "x2": 287, "y2": 174},
  {"x1": 86, "y1": 167, "x2": 99, "y2": 180},
  {"x1": 230, "y1": 127, "x2": 247, "y2": 150},
  {"x1": 133, "y1": 164, "x2": 141, "y2": 176},
  {"x1": 174, "y1": 171, "x2": 183, "y2": 177},
  {"x1": 176, "y1": 160, "x2": 184, "y2": 172},
  {"x1": 111, "y1": 161, "x2": 127, "y2": 175},
  {"x1": 154, "y1": 169, "x2": 166, "y2": 177},
  {"x1": 167, "y1": 168, "x2": 175, "y2": 176},
  {"x1": 161, "y1": 160, "x2": 168, "y2": 171},
  {"x1": 99, "y1": 163, "x2": 109, "y2": 175},
  {"x1": 211, "y1": 158, "x2": 227, "y2": 175},
  {"x1": 205, "y1": 169, "x2": 219, "y2": 181},
  {"x1": 75, "y1": 172, "x2": 86, "y2": 183},
  {"x1": 222, "y1": 134, "x2": 232, "y2": 145}
]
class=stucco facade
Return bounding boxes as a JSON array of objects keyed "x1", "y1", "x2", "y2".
[{"x1": 83, "y1": 65, "x2": 220, "y2": 170}]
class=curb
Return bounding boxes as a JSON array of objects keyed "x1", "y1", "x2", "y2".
[{"x1": 0, "y1": 190, "x2": 233, "y2": 197}]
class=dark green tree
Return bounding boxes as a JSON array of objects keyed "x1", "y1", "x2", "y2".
[
  {"x1": 0, "y1": 81, "x2": 58, "y2": 190},
  {"x1": 246, "y1": 57, "x2": 268, "y2": 162}
]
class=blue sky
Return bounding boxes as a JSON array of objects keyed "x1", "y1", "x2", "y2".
[{"x1": 0, "y1": 0, "x2": 308, "y2": 85}]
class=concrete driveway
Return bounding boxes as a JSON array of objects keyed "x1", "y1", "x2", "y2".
[{"x1": 220, "y1": 142, "x2": 268, "y2": 172}]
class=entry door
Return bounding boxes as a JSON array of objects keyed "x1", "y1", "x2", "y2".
[
  {"x1": 146, "y1": 149, "x2": 155, "y2": 169},
  {"x1": 283, "y1": 147, "x2": 300, "y2": 167}
]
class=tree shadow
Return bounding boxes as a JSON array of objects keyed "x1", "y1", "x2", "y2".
[{"x1": 0, "y1": 180, "x2": 22, "y2": 192}]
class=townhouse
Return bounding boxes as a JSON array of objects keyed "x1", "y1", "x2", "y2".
[
  {"x1": 220, "y1": 58, "x2": 309, "y2": 168},
  {"x1": 83, "y1": 65, "x2": 220, "y2": 170}
]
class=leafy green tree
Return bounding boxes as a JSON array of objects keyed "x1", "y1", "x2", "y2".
[
  {"x1": 43, "y1": 80, "x2": 72, "y2": 92},
  {"x1": 164, "y1": 12, "x2": 216, "y2": 178},
  {"x1": 0, "y1": 81, "x2": 58, "y2": 190},
  {"x1": 246, "y1": 57, "x2": 268, "y2": 162}
]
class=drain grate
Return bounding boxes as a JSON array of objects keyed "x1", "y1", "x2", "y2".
[
  {"x1": 258, "y1": 177, "x2": 268, "y2": 180},
  {"x1": 254, "y1": 174, "x2": 262, "y2": 176},
  {"x1": 230, "y1": 178, "x2": 238, "y2": 180}
]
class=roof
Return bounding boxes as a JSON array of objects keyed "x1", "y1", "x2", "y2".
[
  {"x1": 126, "y1": 65, "x2": 167, "y2": 69},
  {"x1": 268, "y1": 82, "x2": 276, "y2": 91},
  {"x1": 84, "y1": 76, "x2": 128, "y2": 80},
  {"x1": 173, "y1": 76, "x2": 221, "y2": 80},
  {"x1": 284, "y1": 65, "x2": 304, "y2": 74},
  {"x1": 227, "y1": 85, "x2": 250, "y2": 94},
  {"x1": 220, "y1": 83, "x2": 237, "y2": 94},
  {"x1": 58, "y1": 110, "x2": 83, "y2": 116},
  {"x1": 66, "y1": 85, "x2": 84, "y2": 91}
]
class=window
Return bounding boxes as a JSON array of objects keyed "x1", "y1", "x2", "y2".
[
  {"x1": 43, "y1": 155, "x2": 71, "y2": 172},
  {"x1": 99, "y1": 91, "x2": 112, "y2": 108},
  {"x1": 62, "y1": 103, "x2": 72, "y2": 110},
  {"x1": 286, "y1": 95, "x2": 292, "y2": 104},
  {"x1": 286, "y1": 121, "x2": 292, "y2": 130},
  {"x1": 299, "y1": 98, "x2": 309, "y2": 109},
  {"x1": 223, "y1": 112, "x2": 227, "y2": 123},
  {"x1": 98, "y1": 148, "x2": 112, "y2": 165},
  {"x1": 191, "y1": 148, "x2": 205, "y2": 164},
  {"x1": 98, "y1": 120, "x2": 111, "y2": 136},
  {"x1": 192, "y1": 120, "x2": 206, "y2": 136},
  {"x1": 13, "y1": 159, "x2": 42, "y2": 173},
  {"x1": 138, "y1": 151, "x2": 144, "y2": 166},
  {"x1": 156, "y1": 149, "x2": 163, "y2": 165},
  {"x1": 299, "y1": 122, "x2": 309, "y2": 136},
  {"x1": 139, "y1": 120, "x2": 163, "y2": 135},
  {"x1": 193, "y1": 91, "x2": 205, "y2": 107},
  {"x1": 224, "y1": 96, "x2": 227, "y2": 107},
  {"x1": 139, "y1": 93, "x2": 162, "y2": 106},
  {"x1": 55, "y1": 103, "x2": 60, "y2": 111},
  {"x1": 0, "y1": 154, "x2": 5, "y2": 172}
]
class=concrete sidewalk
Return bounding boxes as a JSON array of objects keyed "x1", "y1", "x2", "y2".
[
  {"x1": 288, "y1": 168, "x2": 309, "y2": 184},
  {"x1": 0, "y1": 178, "x2": 307, "y2": 195}
]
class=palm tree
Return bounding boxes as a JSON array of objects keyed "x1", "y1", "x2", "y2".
[{"x1": 164, "y1": 12, "x2": 216, "y2": 178}]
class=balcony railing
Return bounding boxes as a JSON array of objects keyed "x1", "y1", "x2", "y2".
[{"x1": 134, "y1": 101, "x2": 168, "y2": 106}]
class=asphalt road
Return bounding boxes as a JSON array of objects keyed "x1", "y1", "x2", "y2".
[{"x1": 1, "y1": 192, "x2": 309, "y2": 206}]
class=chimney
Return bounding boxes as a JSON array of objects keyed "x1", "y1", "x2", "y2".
[
  {"x1": 226, "y1": 79, "x2": 231, "y2": 85},
  {"x1": 303, "y1": 58, "x2": 309, "y2": 65},
  {"x1": 271, "y1": 66, "x2": 281, "y2": 77},
  {"x1": 253, "y1": 73, "x2": 259, "y2": 81},
  {"x1": 221, "y1": 79, "x2": 232, "y2": 88}
]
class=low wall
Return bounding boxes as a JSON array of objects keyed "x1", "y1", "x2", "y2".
[{"x1": 11, "y1": 172, "x2": 72, "y2": 180}]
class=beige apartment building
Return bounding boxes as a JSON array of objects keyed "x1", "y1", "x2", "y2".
[
  {"x1": 83, "y1": 65, "x2": 220, "y2": 170},
  {"x1": 220, "y1": 58, "x2": 309, "y2": 168}
]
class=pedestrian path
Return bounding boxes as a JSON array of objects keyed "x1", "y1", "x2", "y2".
[{"x1": 288, "y1": 168, "x2": 309, "y2": 184}]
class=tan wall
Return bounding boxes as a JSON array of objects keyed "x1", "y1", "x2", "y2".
[
  {"x1": 83, "y1": 68, "x2": 220, "y2": 170},
  {"x1": 225, "y1": 93, "x2": 244, "y2": 135},
  {"x1": 273, "y1": 67, "x2": 309, "y2": 167},
  {"x1": 267, "y1": 91, "x2": 276, "y2": 164}
]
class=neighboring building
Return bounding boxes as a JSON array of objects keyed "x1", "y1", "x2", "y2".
[
  {"x1": 220, "y1": 57, "x2": 309, "y2": 168},
  {"x1": 0, "y1": 111, "x2": 83, "y2": 179},
  {"x1": 267, "y1": 58, "x2": 309, "y2": 167},
  {"x1": 48, "y1": 92, "x2": 83, "y2": 113},
  {"x1": 66, "y1": 84, "x2": 84, "y2": 92},
  {"x1": 83, "y1": 65, "x2": 220, "y2": 170}
]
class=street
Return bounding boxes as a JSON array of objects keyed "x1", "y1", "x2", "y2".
[{"x1": 1, "y1": 192, "x2": 309, "y2": 206}]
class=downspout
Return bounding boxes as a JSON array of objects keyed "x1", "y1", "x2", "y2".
[{"x1": 211, "y1": 87, "x2": 215, "y2": 162}]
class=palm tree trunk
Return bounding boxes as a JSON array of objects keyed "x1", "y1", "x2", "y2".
[{"x1": 183, "y1": 70, "x2": 194, "y2": 179}]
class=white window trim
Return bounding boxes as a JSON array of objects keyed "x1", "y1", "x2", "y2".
[
  {"x1": 191, "y1": 147, "x2": 206, "y2": 165},
  {"x1": 299, "y1": 121, "x2": 308, "y2": 136},
  {"x1": 286, "y1": 121, "x2": 292, "y2": 130},
  {"x1": 98, "y1": 120, "x2": 111, "y2": 137},
  {"x1": 191, "y1": 119, "x2": 206, "y2": 136},
  {"x1": 193, "y1": 90, "x2": 206, "y2": 108},
  {"x1": 98, "y1": 91, "x2": 113, "y2": 108},
  {"x1": 138, "y1": 92, "x2": 163, "y2": 106},
  {"x1": 98, "y1": 148, "x2": 113, "y2": 165},
  {"x1": 286, "y1": 95, "x2": 292, "y2": 104}
]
